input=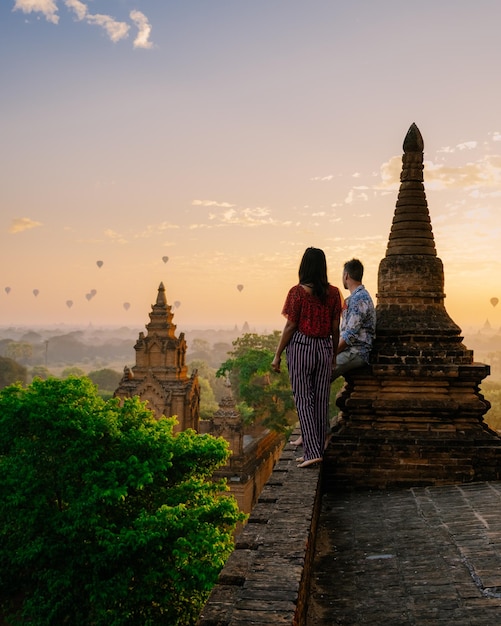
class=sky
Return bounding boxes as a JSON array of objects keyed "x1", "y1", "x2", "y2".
[{"x1": 1, "y1": 0, "x2": 501, "y2": 334}]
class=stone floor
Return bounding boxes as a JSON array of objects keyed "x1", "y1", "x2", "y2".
[{"x1": 307, "y1": 482, "x2": 501, "y2": 625}]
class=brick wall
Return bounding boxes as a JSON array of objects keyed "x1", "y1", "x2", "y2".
[{"x1": 197, "y1": 435, "x2": 321, "y2": 626}]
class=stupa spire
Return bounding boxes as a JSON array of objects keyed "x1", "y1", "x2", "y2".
[
  {"x1": 147, "y1": 282, "x2": 176, "y2": 338},
  {"x1": 386, "y1": 123, "x2": 436, "y2": 257},
  {"x1": 376, "y1": 123, "x2": 460, "y2": 338}
]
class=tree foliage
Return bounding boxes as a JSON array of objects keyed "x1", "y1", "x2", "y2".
[
  {"x1": 216, "y1": 332, "x2": 297, "y2": 433},
  {"x1": 0, "y1": 377, "x2": 245, "y2": 625},
  {"x1": 30, "y1": 365, "x2": 52, "y2": 381},
  {"x1": 0, "y1": 356, "x2": 27, "y2": 389},
  {"x1": 87, "y1": 367, "x2": 122, "y2": 391},
  {"x1": 4, "y1": 341, "x2": 33, "y2": 364},
  {"x1": 483, "y1": 380, "x2": 501, "y2": 432},
  {"x1": 61, "y1": 365, "x2": 86, "y2": 378}
]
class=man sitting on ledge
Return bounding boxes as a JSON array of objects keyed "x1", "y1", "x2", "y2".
[{"x1": 331, "y1": 258, "x2": 376, "y2": 381}]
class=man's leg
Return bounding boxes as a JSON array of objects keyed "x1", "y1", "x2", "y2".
[{"x1": 331, "y1": 350, "x2": 366, "y2": 381}]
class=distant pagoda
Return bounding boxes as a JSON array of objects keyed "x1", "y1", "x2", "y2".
[
  {"x1": 114, "y1": 282, "x2": 200, "y2": 433},
  {"x1": 324, "y1": 123, "x2": 501, "y2": 489}
]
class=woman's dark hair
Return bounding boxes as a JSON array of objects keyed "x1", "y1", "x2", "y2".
[{"x1": 298, "y1": 247, "x2": 329, "y2": 302}]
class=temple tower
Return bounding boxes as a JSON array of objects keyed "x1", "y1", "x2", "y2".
[
  {"x1": 324, "y1": 124, "x2": 501, "y2": 489},
  {"x1": 114, "y1": 283, "x2": 200, "y2": 433}
]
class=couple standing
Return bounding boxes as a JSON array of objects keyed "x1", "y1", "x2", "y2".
[{"x1": 271, "y1": 248, "x2": 375, "y2": 468}]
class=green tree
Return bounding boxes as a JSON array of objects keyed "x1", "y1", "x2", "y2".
[
  {"x1": 482, "y1": 380, "x2": 501, "y2": 432},
  {"x1": 61, "y1": 365, "x2": 86, "y2": 378},
  {"x1": 0, "y1": 377, "x2": 245, "y2": 626},
  {"x1": 189, "y1": 358, "x2": 227, "y2": 402},
  {"x1": 0, "y1": 356, "x2": 27, "y2": 389},
  {"x1": 198, "y1": 377, "x2": 219, "y2": 419},
  {"x1": 30, "y1": 365, "x2": 52, "y2": 381},
  {"x1": 5, "y1": 341, "x2": 32, "y2": 365},
  {"x1": 88, "y1": 367, "x2": 122, "y2": 391},
  {"x1": 216, "y1": 332, "x2": 296, "y2": 433}
]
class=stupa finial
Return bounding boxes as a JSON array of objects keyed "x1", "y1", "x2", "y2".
[
  {"x1": 156, "y1": 282, "x2": 167, "y2": 306},
  {"x1": 403, "y1": 122, "x2": 424, "y2": 153}
]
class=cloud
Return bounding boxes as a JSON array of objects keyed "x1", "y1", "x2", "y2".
[
  {"x1": 424, "y1": 156, "x2": 501, "y2": 190},
  {"x1": 65, "y1": 1, "x2": 129, "y2": 43},
  {"x1": 192, "y1": 199, "x2": 236, "y2": 208},
  {"x1": 377, "y1": 155, "x2": 401, "y2": 190},
  {"x1": 438, "y1": 141, "x2": 477, "y2": 154},
  {"x1": 190, "y1": 206, "x2": 291, "y2": 229},
  {"x1": 457, "y1": 141, "x2": 477, "y2": 151},
  {"x1": 14, "y1": 1, "x2": 154, "y2": 47},
  {"x1": 9, "y1": 217, "x2": 43, "y2": 233},
  {"x1": 86, "y1": 13, "x2": 129, "y2": 43},
  {"x1": 344, "y1": 189, "x2": 369, "y2": 204},
  {"x1": 130, "y1": 10, "x2": 153, "y2": 49},
  {"x1": 13, "y1": 0, "x2": 59, "y2": 24},
  {"x1": 310, "y1": 174, "x2": 334, "y2": 181},
  {"x1": 217, "y1": 206, "x2": 276, "y2": 226},
  {"x1": 103, "y1": 228, "x2": 128, "y2": 244},
  {"x1": 134, "y1": 222, "x2": 180, "y2": 238},
  {"x1": 64, "y1": 0, "x2": 85, "y2": 19},
  {"x1": 375, "y1": 152, "x2": 501, "y2": 192}
]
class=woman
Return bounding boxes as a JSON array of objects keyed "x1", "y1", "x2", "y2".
[{"x1": 271, "y1": 247, "x2": 341, "y2": 468}]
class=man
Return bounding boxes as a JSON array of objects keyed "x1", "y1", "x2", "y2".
[{"x1": 331, "y1": 258, "x2": 376, "y2": 381}]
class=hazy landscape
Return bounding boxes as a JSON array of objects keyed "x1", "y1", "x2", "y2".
[
  {"x1": 1, "y1": 320, "x2": 499, "y2": 375},
  {"x1": 1, "y1": 320, "x2": 500, "y2": 431}
]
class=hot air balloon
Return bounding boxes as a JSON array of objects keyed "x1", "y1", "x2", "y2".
[
  {"x1": 491, "y1": 297, "x2": 499, "y2": 308},
  {"x1": 174, "y1": 300, "x2": 181, "y2": 308},
  {"x1": 123, "y1": 302, "x2": 130, "y2": 311},
  {"x1": 66, "y1": 300, "x2": 73, "y2": 308},
  {"x1": 90, "y1": 289, "x2": 97, "y2": 296},
  {"x1": 4, "y1": 287, "x2": 10, "y2": 294},
  {"x1": 33, "y1": 289, "x2": 39, "y2": 297},
  {"x1": 96, "y1": 260, "x2": 103, "y2": 269},
  {"x1": 162, "y1": 256, "x2": 169, "y2": 264},
  {"x1": 85, "y1": 293, "x2": 92, "y2": 301},
  {"x1": 237, "y1": 284, "x2": 244, "y2": 292}
]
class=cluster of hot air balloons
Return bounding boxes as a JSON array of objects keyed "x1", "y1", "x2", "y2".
[
  {"x1": 5, "y1": 287, "x2": 42, "y2": 296},
  {"x1": 3, "y1": 255, "x2": 245, "y2": 320}
]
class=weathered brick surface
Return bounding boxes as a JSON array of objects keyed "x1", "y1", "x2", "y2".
[
  {"x1": 306, "y1": 482, "x2": 501, "y2": 625},
  {"x1": 197, "y1": 434, "x2": 322, "y2": 626}
]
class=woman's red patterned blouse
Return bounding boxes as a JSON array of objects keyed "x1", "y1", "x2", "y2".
[{"x1": 282, "y1": 284, "x2": 342, "y2": 338}]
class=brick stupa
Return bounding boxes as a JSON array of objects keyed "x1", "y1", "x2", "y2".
[{"x1": 324, "y1": 123, "x2": 501, "y2": 489}]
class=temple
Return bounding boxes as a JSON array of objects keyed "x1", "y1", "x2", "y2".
[
  {"x1": 114, "y1": 282, "x2": 200, "y2": 433},
  {"x1": 324, "y1": 123, "x2": 501, "y2": 489}
]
